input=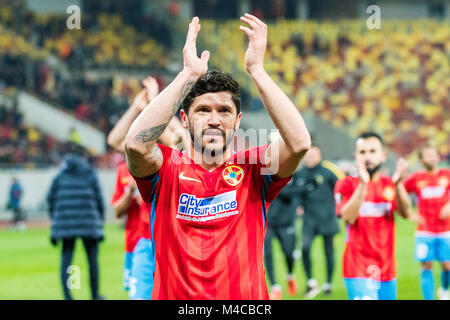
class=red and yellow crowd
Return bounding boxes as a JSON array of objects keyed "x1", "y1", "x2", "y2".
[
  {"x1": 0, "y1": 2, "x2": 448, "y2": 167},
  {"x1": 199, "y1": 19, "x2": 450, "y2": 161}
]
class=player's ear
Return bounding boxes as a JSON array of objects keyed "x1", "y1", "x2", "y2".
[
  {"x1": 234, "y1": 112, "x2": 242, "y2": 131},
  {"x1": 180, "y1": 109, "x2": 189, "y2": 129}
]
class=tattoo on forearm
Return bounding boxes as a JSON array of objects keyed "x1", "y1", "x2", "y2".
[
  {"x1": 135, "y1": 123, "x2": 168, "y2": 143},
  {"x1": 134, "y1": 80, "x2": 195, "y2": 144},
  {"x1": 170, "y1": 80, "x2": 195, "y2": 118}
]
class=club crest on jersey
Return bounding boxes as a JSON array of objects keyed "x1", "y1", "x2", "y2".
[
  {"x1": 121, "y1": 177, "x2": 131, "y2": 185},
  {"x1": 382, "y1": 187, "x2": 395, "y2": 202},
  {"x1": 438, "y1": 177, "x2": 449, "y2": 188},
  {"x1": 222, "y1": 166, "x2": 244, "y2": 186},
  {"x1": 417, "y1": 181, "x2": 427, "y2": 189}
]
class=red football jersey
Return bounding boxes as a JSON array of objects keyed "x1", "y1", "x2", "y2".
[
  {"x1": 137, "y1": 200, "x2": 151, "y2": 240},
  {"x1": 404, "y1": 169, "x2": 450, "y2": 233},
  {"x1": 111, "y1": 162, "x2": 142, "y2": 253},
  {"x1": 334, "y1": 175, "x2": 398, "y2": 281},
  {"x1": 133, "y1": 144, "x2": 291, "y2": 300}
]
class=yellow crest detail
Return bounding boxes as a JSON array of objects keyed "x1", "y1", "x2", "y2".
[
  {"x1": 222, "y1": 166, "x2": 244, "y2": 186},
  {"x1": 383, "y1": 187, "x2": 395, "y2": 202}
]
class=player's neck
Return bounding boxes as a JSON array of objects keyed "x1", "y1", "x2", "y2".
[
  {"x1": 424, "y1": 167, "x2": 438, "y2": 174},
  {"x1": 190, "y1": 147, "x2": 233, "y2": 172},
  {"x1": 369, "y1": 172, "x2": 381, "y2": 182}
]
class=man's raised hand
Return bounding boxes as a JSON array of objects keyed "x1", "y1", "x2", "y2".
[
  {"x1": 183, "y1": 17, "x2": 209, "y2": 78},
  {"x1": 356, "y1": 158, "x2": 370, "y2": 185},
  {"x1": 240, "y1": 13, "x2": 267, "y2": 75},
  {"x1": 392, "y1": 157, "x2": 409, "y2": 185},
  {"x1": 130, "y1": 88, "x2": 150, "y2": 113},
  {"x1": 142, "y1": 76, "x2": 159, "y2": 104}
]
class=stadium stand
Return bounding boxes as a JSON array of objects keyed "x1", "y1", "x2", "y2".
[
  {"x1": 0, "y1": 1, "x2": 448, "y2": 167},
  {"x1": 198, "y1": 19, "x2": 450, "y2": 161}
]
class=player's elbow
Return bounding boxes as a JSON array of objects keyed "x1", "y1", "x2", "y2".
[
  {"x1": 398, "y1": 208, "x2": 412, "y2": 220},
  {"x1": 341, "y1": 210, "x2": 357, "y2": 225},
  {"x1": 107, "y1": 135, "x2": 123, "y2": 153},
  {"x1": 107, "y1": 133, "x2": 118, "y2": 150},
  {"x1": 289, "y1": 136, "x2": 311, "y2": 156},
  {"x1": 343, "y1": 216, "x2": 357, "y2": 225},
  {"x1": 124, "y1": 134, "x2": 146, "y2": 158},
  {"x1": 112, "y1": 204, "x2": 125, "y2": 219},
  {"x1": 106, "y1": 133, "x2": 115, "y2": 148}
]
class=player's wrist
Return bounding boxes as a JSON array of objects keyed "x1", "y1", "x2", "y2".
[
  {"x1": 357, "y1": 179, "x2": 368, "y2": 187},
  {"x1": 247, "y1": 65, "x2": 266, "y2": 78},
  {"x1": 124, "y1": 186, "x2": 135, "y2": 195},
  {"x1": 394, "y1": 180, "x2": 404, "y2": 187},
  {"x1": 180, "y1": 68, "x2": 204, "y2": 82},
  {"x1": 131, "y1": 102, "x2": 146, "y2": 112}
]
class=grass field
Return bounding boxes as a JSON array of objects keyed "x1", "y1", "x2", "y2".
[{"x1": 0, "y1": 217, "x2": 444, "y2": 300}]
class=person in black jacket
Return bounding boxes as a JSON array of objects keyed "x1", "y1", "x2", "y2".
[
  {"x1": 264, "y1": 177, "x2": 299, "y2": 300},
  {"x1": 295, "y1": 146, "x2": 344, "y2": 298},
  {"x1": 47, "y1": 144, "x2": 105, "y2": 300}
]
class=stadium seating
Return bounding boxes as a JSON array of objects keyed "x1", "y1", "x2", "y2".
[
  {"x1": 0, "y1": 89, "x2": 66, "y2": 168},
  {"x1": 199, "y1": 19, "x2": 450, "y2": 161},
  {"x1": 0, "y1": 5, "x2": 448, "y2": 166}
]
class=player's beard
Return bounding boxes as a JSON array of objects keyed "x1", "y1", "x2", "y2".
[
  {"x1": 188, "y1": 121, "x2": 235, "y2": 158},
  {"x1": 422, "y1": 162, "x2": 435, "y2": 172},
  {"x1": 366, "y1": 163, "x2": 382, "y2": 178}
]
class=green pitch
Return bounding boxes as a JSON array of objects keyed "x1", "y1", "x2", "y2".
[{"x1": 0, "y1": 218, "x2": 442, "y2": 300}]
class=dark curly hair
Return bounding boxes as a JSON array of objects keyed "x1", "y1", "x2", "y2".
[
  {"x1": 358, "y1": 131, "x2": 385, "y2": 146},
  {"x1": 181, "y1": 70, "x2": 241, "y2": 115}
]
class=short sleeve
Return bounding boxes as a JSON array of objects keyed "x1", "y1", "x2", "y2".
[
  {"x1": 263, "y1": 174, "x2": 293, "y2": 203},
  {"x1": 403, "y1": 173, "x2": 416, "y2": 194},
  {"x1": 255, "y1": 144, "x2": 294, "y2": 203},
  {"x1": 334, "y1": 177, "x2": 355, "y2": 216},
  {"x1": 111, "y1": 166, "x2": 126, "y2": 204},
  {"x1": 132, "y1": 144, "x2": 181, "y2": 203},
  {"x1": 446, "y1": 170, "x2": 450, "y2": 193}
]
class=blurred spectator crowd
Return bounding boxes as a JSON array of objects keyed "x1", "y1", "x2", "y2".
[
  {"x1": 199, "y1": 19, "x2": 450, "y2": 160},
  {"x1": 0, "y1": 1, "x2": 448, "y2": 167},
  {"x1": 0, "y1": 89, "x2": 67, "y2": 168}
]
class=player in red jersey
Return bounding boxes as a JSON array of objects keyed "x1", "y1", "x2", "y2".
[
  {"x1": 111, "y1": 162, "x2": 142, "y2": 291},
  {"x1": 124, "y1": 15, "x2": 311, "y2": 299},
  {"x1": 108, "y1": 77, "x2": 188, "y2": 299},
  {"x1": 334, "y1": 132, "x2": 413, "y2": 300},
  {"x1": 403, "y1": 146, "x2": 450, "y2": 300}
]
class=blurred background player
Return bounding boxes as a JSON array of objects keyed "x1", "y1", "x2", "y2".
[
  {"x1": 295, "y1": 145, "x2": 344, "y2": 298},
  {"x1": 108, "y1": 76, "x2": 188, "y2": 299},
  {"x1": 403, "y1": 145, "x2": 450, "y2": 300},
  {"x1": 264, "y1": 178, "x2": 299, "y2": 300},
  {"x1": 109, "y1": 85, "x2": 154, "y2": 294},
  {"x1": 46, "y1": 144, "x2": 105, "y2": 300},
  {"x1": 8, "y1": 176, "x2": 25, "y2": 230},
  {"x1": 334, "y1": 132, "x2": 413, "y2": 300}
]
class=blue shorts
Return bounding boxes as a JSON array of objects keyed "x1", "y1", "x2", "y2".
[
  {"x1": 129, "y1": 237, "x2": 154, "y2": 300},
  {"x1": 344, "y1": 278, "x2": 397, "y2": 300},
  {"x1": 415, "y1": 232, "x2": 450, "y2": 262},
  {"x1": 123, "y1": 252, "x2": 134, "y2": 291}
]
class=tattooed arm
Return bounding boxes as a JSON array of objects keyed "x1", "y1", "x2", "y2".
[{"x1": 124, "y1": 17, "x2": 209, "y2": 178}]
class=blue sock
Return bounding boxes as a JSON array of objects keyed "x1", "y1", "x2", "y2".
[
  {"x1": 421, "y1": 269, "x2": 435, "y2": 300},
  {"x1": 441, "y1": 270, "x2": 450, "y2": 290}
]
